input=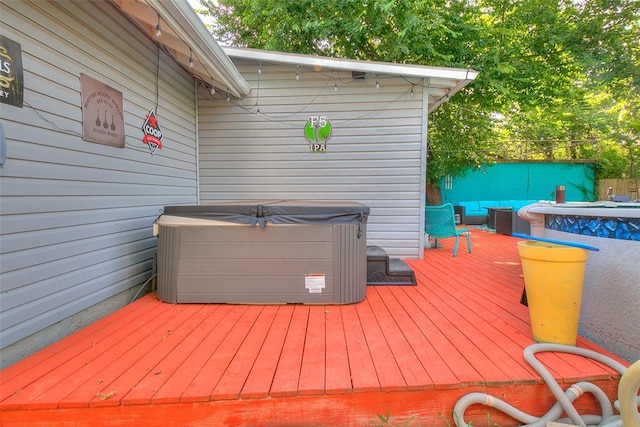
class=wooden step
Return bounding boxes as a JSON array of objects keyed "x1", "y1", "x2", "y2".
[{"x1": 366, "y1": 246, "x2": 417, "y2": 286}]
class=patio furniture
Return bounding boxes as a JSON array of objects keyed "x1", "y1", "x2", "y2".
[
  {"x1": 425, "y1": 203, "x2": 472, "y2": 257},
  {"x1": 455, "y1": 200, "x2": 537, "y2": 225},
  {"x1": 493, "y1": 207, "x2": 513, "y2": 235},
  {"x1": 612, "y1": 194, "x2": 631, "y2": 202},
  {"x1": 485, "y1": 206, "x2": 512, "y2": 230}
]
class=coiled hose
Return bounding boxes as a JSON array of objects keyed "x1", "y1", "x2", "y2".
[{"x1": 453, "y1": 343, "x2": 640, "y2": 427}]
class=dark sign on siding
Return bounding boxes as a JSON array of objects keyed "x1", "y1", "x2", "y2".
[
  {"x1": 0, "y1": 35, "x2": 24, "y2": 108},
  {"x1": 80, "y1": 73, "x2": 125, "y2": 148}
]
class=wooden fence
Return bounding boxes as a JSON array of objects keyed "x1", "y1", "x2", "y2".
[{"x1": 597, "y1": 178, "x2": 640, "y2": 201}]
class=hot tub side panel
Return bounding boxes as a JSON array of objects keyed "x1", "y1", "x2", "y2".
[
  {"x1": 156, "y1": 222, "x2": 366, "y2": 304},
  {"x1": 156, "y1": 225, "x2": 182, "y2": 304},
  {"x1": 333, "y1": 223, "x2": 367, "y2": 304}
]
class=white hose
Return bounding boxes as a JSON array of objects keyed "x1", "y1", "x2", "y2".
[
  {"x1": 452, "y1": 343, "x2": 639, "y2": 427},
  {"x1": 618, "y1": 359, "x2": 640, "y2": 427}
]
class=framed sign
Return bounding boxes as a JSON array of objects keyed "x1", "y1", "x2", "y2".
[
  {"x1": 0, "y1": 35, "x2": 24, "y2": 108},
  {"x1": 80, "y1": 74, "x2": 125, "y2": 148}
]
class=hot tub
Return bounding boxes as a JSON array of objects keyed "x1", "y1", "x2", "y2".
[{"x1": 155, "y1": 200, "x2": 369, "y2": 304}]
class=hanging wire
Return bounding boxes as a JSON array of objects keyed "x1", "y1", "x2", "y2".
[
  {"x1": 139, "y1": 1, "x2": 460, "y2": 126},
  {"x1": 23, "y1": 100, "x2": 82, "y2": 136},
  {"x1": 141, "y1": 0, "x2": 435, "y2": 108},
  {"x1": 143, "y1": 0, "x2": 233, "y2": 102},
  {"x1": 155, "y1": 44, "x2": 160, "y2": 113},
  {"x1": 231, "y1": 72, "x2": 417, "y2": 127}
]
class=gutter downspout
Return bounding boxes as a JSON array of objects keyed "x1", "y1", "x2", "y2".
[
  {"x1": 194, "y1": 77, "x2": 200, "y2": 204},
  {"x1": 419, "y1": 79, "x2": 429, "y2": 259}
]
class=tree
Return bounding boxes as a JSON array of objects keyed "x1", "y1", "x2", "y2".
[{"x1": 198, "y1": 0, "x2": 640, "y2": 201}]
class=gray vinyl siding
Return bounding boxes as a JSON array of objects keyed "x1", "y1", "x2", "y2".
[
  {"x1": 0, "y1": 1, "x2": 198, "y2": 349},
  {"x1": 198, "y1": 59, "x2": 426, "y2": 258}
]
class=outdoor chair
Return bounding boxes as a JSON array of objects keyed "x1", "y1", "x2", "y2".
[{"x1": 424, "y1": 203, "x2": 472, "y2": 257}]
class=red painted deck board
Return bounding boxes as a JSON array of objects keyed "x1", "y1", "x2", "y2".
[
  {"x1": 239, "y1": 305, "x2": 293, "y2": 399},
  {"x1": 356, "y1": 298, "x2": 408, "y2": 391},
  {"x1": 413, "y1": 269, "x2": 540, "y2": 383},
  {"x1": 269, "y1": 305, "x2": 309, "y2": 397},
  {"x1": 298, "y1": 305, "x2": 327, "y2": 395},
  {"x1": 0, "y1": 297, "x2": 159, "y2": 403},
  {"x1": 151, "y1": 304, "x2": 239, "y2": 404},
  {"x1": 77, "y1": 304, "x2": 204, "y2": 408},
  {"x1": 366, "y1": 287, "x2": 433, "y2": 390},
  {"x1": 340, "y1": 303, "x2": 381, "y2": 392},
  {"x1": 0, "y1": 229, "x2": 629, "y2": 426},
  {"x1": 181, "y1": 305, "x2": 261, "y2": 402},
  {"x1": 119, "y1": 306, "x2": 220, "y2": 406},
  {"x1": 392, "y1": 287, "x2": 482, "y2": 385},
  {"x1": 378, "y1": 286, "x2": 462, "y2": 387},
  {"x1": 211, "y1": 305, "x2": 279, "y2": 400},
  {"x1": 323, "y1": 306, "x2": 353, "y2": 394}
]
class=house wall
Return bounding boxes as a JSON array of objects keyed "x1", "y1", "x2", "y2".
[
  {"x1": 0, "y1": 0, "x2": 198, "y2": 368},
  {"x1": 198, "y1": 58, "x2": 427, "y2": 258}
]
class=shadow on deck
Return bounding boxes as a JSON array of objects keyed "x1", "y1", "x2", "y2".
[{"x1": 0, "y1": 229, "x2": 628, "y2": 426}]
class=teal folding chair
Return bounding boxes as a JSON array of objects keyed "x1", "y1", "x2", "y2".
[{"x1": 424, "y1": 203, "x2": 472, "y2": 257}]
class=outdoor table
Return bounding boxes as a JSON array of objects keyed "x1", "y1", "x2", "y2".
[{"x1": 484, "y1": 206, "x2": 513, "y2": 231}]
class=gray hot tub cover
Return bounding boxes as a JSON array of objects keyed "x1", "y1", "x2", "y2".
[{"x1": 161, "y1": 200, "x2": 369, "y2": 236}]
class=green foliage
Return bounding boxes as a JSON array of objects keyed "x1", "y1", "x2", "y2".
[{"x1": 198, "y1": 0, "x2": 640, "y2": 182}]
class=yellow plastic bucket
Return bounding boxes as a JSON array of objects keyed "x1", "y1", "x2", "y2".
[{"x1": 517, "y1": 240, "x2": 589, "y2": 346}]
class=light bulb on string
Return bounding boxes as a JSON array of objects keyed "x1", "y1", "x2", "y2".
[
  {"x1": 334, "y1": 82, "x2": 338, "y2": 91},
  {"x1": 155, "y1": 14, "x2": 162, "y2": 37},
  {"x1": 295, "y1": 66, "x2": 300, "y2": 80},
  {"x1": 210, "y1": 84, "x2": 215, "y2": 96},
  {"x1": 189, "y1": 48, "x2": 194, "y2": 68},
  {"x1": 410, "y1": 85, "x2": 414, "y2": 96},
  {"x1": 226, "y1": 94, "x2": 230, "y2": 102},
  {"x1": 375, "y1": 77, "x2": 380, "y2": 89},
  {"x1": 258, "y1": 63, "x2": 262, "y2": 75}
]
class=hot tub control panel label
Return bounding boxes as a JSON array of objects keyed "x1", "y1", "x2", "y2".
[{"x1": 305, "y1": 273, "x2": 326, "y2": 293}]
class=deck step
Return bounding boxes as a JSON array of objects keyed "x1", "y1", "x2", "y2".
[{"x1": 366, "y1": 245, "x2": 417, "y2": 286}]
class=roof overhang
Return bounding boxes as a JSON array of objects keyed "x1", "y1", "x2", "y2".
[
  {"x1": 224, "y1": 47, "x2": 478, "y2": 113},
  {"x1": 109, "y1": 0, "x2": 250, "y2": 98}
]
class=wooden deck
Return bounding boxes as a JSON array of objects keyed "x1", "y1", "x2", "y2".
[{"x1": 0, "y1": 229, "x2": 627, "y2": 426}]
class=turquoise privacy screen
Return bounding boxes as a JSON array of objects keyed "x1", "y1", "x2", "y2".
[{"x1": 440, "y1": 162, "x2": 596, "y2": 205}]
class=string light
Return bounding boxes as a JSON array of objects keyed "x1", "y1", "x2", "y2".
[
  {"x1": 146, "y1": 3, "x2": 243, "y2": 106},
  {"x1": 145, "y1": 2, "x2": 429, "y2": 119},
  {"x1": 155, "y1": 14, "x2": 162, "y2": 38}
]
